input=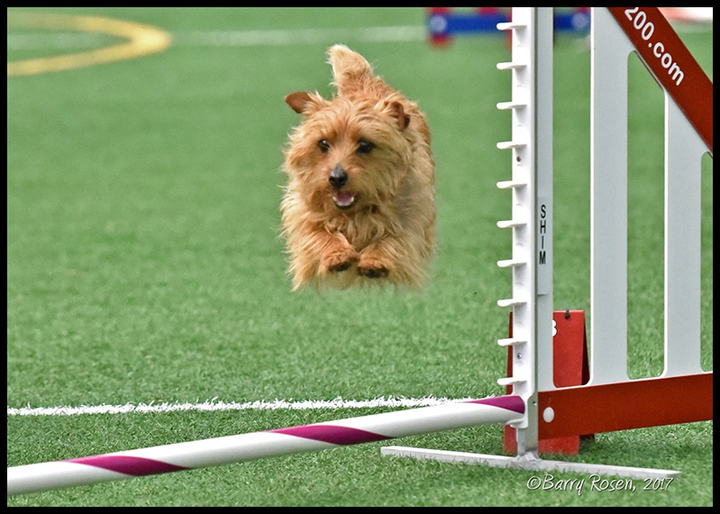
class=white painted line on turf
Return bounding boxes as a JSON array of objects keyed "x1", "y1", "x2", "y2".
[
  {"x1": 7, "y1": 25, "x2": 425, "y2": 53},
  {"x1": 173, "y1": 26, "x2": 425, "y2": 46},
  {"x1": 7, "y1": 396, "x2": 475, "y2": 417}
]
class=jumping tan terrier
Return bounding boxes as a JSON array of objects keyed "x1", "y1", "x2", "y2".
[{"x1": 281, "y1": 44, "x2": 436, "y2": 290}]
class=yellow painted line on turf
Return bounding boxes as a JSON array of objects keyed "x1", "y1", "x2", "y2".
[{"x1": 7, "y1": 11, "x2": 171, "y2": 77}]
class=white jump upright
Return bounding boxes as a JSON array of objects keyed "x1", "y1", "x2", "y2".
[
  {"x1": 385, "y1": 8, "x2": 556, "y2": 467},
  {"x1": 495, "y1": 5, "x2": 554, "y2": 455},
  {"x1": 589, "y1": 7, "x2": 634, "y2": 384}
]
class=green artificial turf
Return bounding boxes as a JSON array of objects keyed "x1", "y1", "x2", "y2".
[{"x1": 7, "y1": 7, "x2": 713, "y2": 506}]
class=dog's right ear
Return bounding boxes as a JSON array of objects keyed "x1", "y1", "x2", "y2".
[{"x1": 285, "y1": 91, "x2": 325, "y2": 115}]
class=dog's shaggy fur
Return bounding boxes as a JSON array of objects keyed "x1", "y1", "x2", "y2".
[{"x1": 281, "y1": 45, "x2": 435, "y2": 290}]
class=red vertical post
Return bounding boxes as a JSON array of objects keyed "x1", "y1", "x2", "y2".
[{"x1": 504, "y1": 311, "x2": 593, "y2": 455}]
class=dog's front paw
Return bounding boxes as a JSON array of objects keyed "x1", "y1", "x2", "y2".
[
  {"x1": 320, "y1": 246, "x2": 360, "y2": 274},
  {"x1": 357, "y1": 255, "x2": 390, "y2": 279}
]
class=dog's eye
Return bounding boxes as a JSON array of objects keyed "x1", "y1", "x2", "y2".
[
  {"x1": 318, "y1": 139, "x2": 330, "y2": 153},
  {"x1": 356, "y1": 140, "x2": 374, "y2": 155}
]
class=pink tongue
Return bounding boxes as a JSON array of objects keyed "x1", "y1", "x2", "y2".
[{"x1": 334, "y1": 191, "x2": 355, "y2": 206}]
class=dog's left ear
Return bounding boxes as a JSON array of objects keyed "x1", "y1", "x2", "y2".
[
  {"x1": 388, "y1": 101, "x2": 410, "y2": 131},
  {"x1": 285, "y1": 91, "x2": 325, "y2": 115}
]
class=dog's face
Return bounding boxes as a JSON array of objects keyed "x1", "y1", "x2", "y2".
[{"x1": 284, "y1": 91, "x2": 411, "y2": 214}]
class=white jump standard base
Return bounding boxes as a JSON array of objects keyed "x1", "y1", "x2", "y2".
[{"x1": 381, "y1": 447, "x2": 680, "y2": 480}]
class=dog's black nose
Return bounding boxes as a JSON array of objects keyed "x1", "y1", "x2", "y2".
[{"x1": 329, "y1": 165, "x2": 348, "y2": 189}]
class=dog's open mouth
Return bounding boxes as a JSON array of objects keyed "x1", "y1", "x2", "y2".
[{"x1": 333, "y1": 190, "x2": 357, "y2": 209}]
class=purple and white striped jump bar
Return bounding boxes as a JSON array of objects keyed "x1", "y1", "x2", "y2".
[{"x1": 7, "y1": 396, "x2": 523, "y2": 495}]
